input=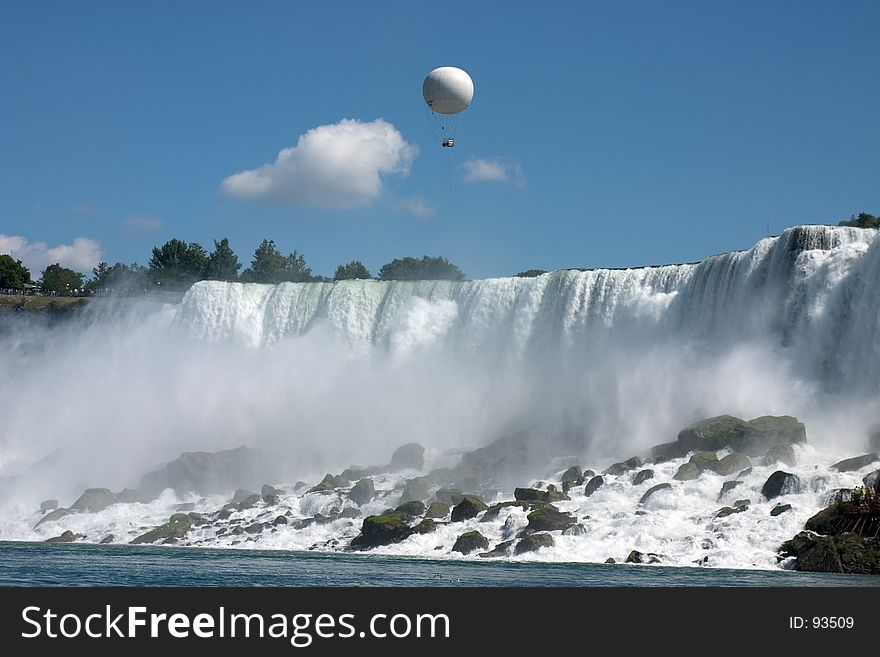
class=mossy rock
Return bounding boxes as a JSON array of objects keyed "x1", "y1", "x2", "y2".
[
  {"x1": 478, "y1": 540, "x2": 514, "y2": 559},
  {"x1": 395, "y1": 500, "x2": 426, "y2": 518},
  {"x1": 350, "y1": 513, "x2": 413, "y2": 549},
  {"x1": 677, "y1": 415, "x2": 746, "y2": 452},
  {"x1": 451, "y1": 496, "x2": 488, "y2": 522},
  {"x1": 731, "y1": 415, "x2": 806, "y2": 456},
  {"x1": 412, "y1": 518, "x2": 437, "y2": 534},
  {"x1": 526, "y1": 507, "x2": 575, "y2": 532},
  {"x1": 514, "y1": 532, "x2": 554, "y2": 555},
  {"x1": 426, "y1": 501, "x2": 451, "y2": 519},
  {"x1": 131, "y1": 517, "x2": 192, "y2": 544},
  {"x1": 452, "y1": 530, "x2": 489, "y2": 554},
  {"x1": 781, "y1": 532, "x2": 880, "y2": 574},
  {"x1": 480, "y1": 500, "x2": 529, "y2": 522},
  {"x1": 688, "y1": 451, "x2": 719, "y2": 472},
  {"x1": 804, "y1": 502, "x2": 850, "y2": 535}
]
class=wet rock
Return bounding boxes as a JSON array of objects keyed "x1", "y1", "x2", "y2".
[
  {"x1": 452, "y1": 531, "x2": 489, "y2": 555},
  {"x1": 244, "y1": 522, "x2": 264, "y2": 534},
  {"x1": 677, "y1": 415, "x2": 746, "y2": 452},
  {"x1": 35, "y1": 507, "x2": 72, "y2": 528},
  {"x1": 639, "y1": 483, "x2": 672, "y2": 505},
  {"x1": 480, "y1": 501, "x2": 529, "y2": 522},
  {"x1": 451, "y1": 496, "x2": 488, "y2": 522},
  {"x1": 99, "y1": 534, "x2": 114, "y2": 544},
  {"x1": 169, "y1": 512, "x2": 190, "y2": 523},
  {"x1": 543, "y1": 484, "x2": 568, "y2": 502},
  {"x1": 650, "y1": 441, "x2": 686, "y2": 464},
  {"x1": 780, "y1": 532, "x2": 880, "y2": 574},
  {"x1": 273, "y1": 515, "x2": 288, "y2": 525},
  {"x1": 45, "y1": 530, "x2": 76, "y2": 543},
  {"x1": 515, "y1": 532, "x2": 554, "y2": 555},
  {"x1": 395, "y1": 500, "x2": 426, "y2": 518},
  {"x1": 388, "y1": 442, "x2": 425, "y2": 472},
  {"x1": 40, "y1": 500, "x2": 59, "y2": 513},
  {"x1": 231, "y1": 488, "x2": 257, "y2": 505},
  {"x1": 174, "y1": 502, "x2": 196, "y2": 512},
  {"x1": 583, "y1": 475, "x2": 605, "y2": 497},
  {"x1": 114, "y1": 489, "x2": 144, "y2": 504},
  {"x1": 339, "y1": 507, "x2": 361, "y2": 519},
  {"x1": 307, "y1": 474, "x2": 349, "y2": 494},
  {"x1": 261, "y1": 484, "x2": 279, "y2": 498},
  {"x1": 350, "y1": 513, "x2": 413, "y2": 549},
  {"x1": 626, "y1": 550, "x2": 661, "y2": 564},
  {"x1": 349, "y1": 478, "x2": 376, "y2": 506},
  {"x1": 712, "y1": 453, "x2": 751, "y2": 476},
  {"x1": 131, "y1": 517, "x2": 192, "y2": 544},
  {"x1": 70, "y1": 488, "x2": 115, "y2": 513},
  {"x1": 560, "y1": 466, "x2": 583, "y2": 483},
  {"x1": 771, "y1": 504, "x2": 792, "y2": 517},
  {"x1": 426, "y1": 501, "x2": 451, "y2": 519},
  {"x1": 673, "y1": 462, "x2": 701, "y2": 481},
  {"x1": 632, "y1": 469, "x2": 654, "y2": 486},
  {"x1": 731, "y1": 416, "x2": 807, "y2": 456},
  {"x1": 604, "y1": 457, "x2": 643, "y2": 476},
  {"x1": 737, "y1": 467, "x2": 753, "y2": 478},
  {"x1": 514, "y1": 486, "x2": 567, "y2": 504},
  {"x1": 831, "y1": 453, "x2": 879, "y2": 472},
  {"x1": 399, "y1": 476, "x2": 431, "y2": 504},
  {"x1": 562, "y1": 524, "x2": 587, "y2": 536},
  {"x1": 715, "y1": 506, "x2": 746, "y2": 518},
  {"x1": 605, "y1": 558, "x2": 616, "y2": 564},
  {"x1": 804, "y1": 502, "x2": 849, "y2": 535},
  {"x1": 526, "y1": 507, "x2": 575, "y2": 532},
  {"x1": 689, "y1": 451, "x2": 719, "y2": 472},
  {"x1": 763, "y1": 444, "x2": 797, "y2": 468},
  {"x1": 478, "y1": 540, "x2": 514, "y2": 558},
  {"x1": 864, "y1": 469, "x2": 880, "y2": 491},
  {"x1": 432, "y1": 488, "x2": 465, "y2": 506},
  {"x1": 825, "y1": 489, "x2": 853, "y2": 506},
  {"x1": 761, "y1": 471, "x2": 801, "y2": 499},
  {"x1": 719, "y1": 480, "x2": 742, "y2": 499},
  {"x1": 412, "y1": 518, "x2": 437, "y2": 534},
  {"x1": 734, "y1": 499, "x2": 750, "y2": 509},
  {"x1": 236, "y1": 494, "x2": 262, "y2": 511}
]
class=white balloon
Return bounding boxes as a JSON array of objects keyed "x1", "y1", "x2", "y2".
[{"x1": 422, "y1": 67, "x2": 474, "y2": 115}]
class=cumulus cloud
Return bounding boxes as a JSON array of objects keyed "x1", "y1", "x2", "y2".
[
  {"x1": 0, "y1": 235, "x2": 102, "y2": 274},
  {"x1": 398, "y1": 197, "x2": 435, "y2": 218},
  {"x1": 462, "y1": 157, "x2": 527, "y2": 188},
  {"x1": 221, "y1": 118, "x2": 418, "y2": 209},
  {"x1": 124, "y1": 215, "x2": 163, "y2": 232}
]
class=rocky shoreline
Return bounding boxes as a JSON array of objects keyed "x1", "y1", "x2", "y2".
[{"x1": 24, "y1": 415, "x2": 880, "y2": 575}]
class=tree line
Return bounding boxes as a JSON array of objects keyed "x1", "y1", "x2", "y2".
[{"x1": 0, "y1": 237, "x2": 466, "y2": 294}]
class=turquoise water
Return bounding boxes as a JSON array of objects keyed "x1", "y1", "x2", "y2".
[{"x1": 2, "y1": 542, "x2": 878, "y2": 587}]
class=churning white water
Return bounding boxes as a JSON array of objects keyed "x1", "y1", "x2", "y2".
[{"x1": 1, "y1": 225, "x2": 879, "y2": 568}]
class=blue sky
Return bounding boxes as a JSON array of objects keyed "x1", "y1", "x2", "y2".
[{"x1": 1, "y1": 1, "x2": 878, "y2": 279}]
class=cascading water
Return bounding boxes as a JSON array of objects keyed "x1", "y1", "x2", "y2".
[{"x1": 1, "y1": 225, "x2": 878, "y2": 568}]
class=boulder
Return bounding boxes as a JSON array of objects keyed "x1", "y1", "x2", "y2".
[
  {"x1": 738, "y1": 467, "x2": 753, "y2": 478},
  {"x1": 349, "y1": 478, "x2": 376, "y2": 506},
  {"x1": 113, "y1": 488, "x2": 144, "y2": 504},
  {"x1": 605, "y1": 558, "x2": 616, "y2": 564},
  {"x1": 451, "y1": 496, "x2": 488, "y2": 522},
  {"x1": 715, "y1": 507, "x2": 743, "y2": 518},
  {"x1": 231, "y1": 488, "x2": 257, "y2": 505},
  {"x1": 712, "y1": 453, "x2": 751, "y2": 476},
  {"x1": 563, "y1": 524, "x2": 587, "y2": 536},
  {"x1": 36, "y1": 507, "x2": 72, "y2": 528},
  {"x1": 452, "y1": 531, "x2": 489, "y2": 555},
  {"x1": 731, "y1": 416, "x2": 807, "y2": 456},
  {"x1": 432, "y1": 488, "x2": 465, "y2": 506},
  {"x1": 734, "y1": 499, "x2": 751, "y2": 509},
  {"x1": 169, "y1": 513, "x2": 190, "y2": 523},
  {"x1": 40, "y1": 500, "x2": 59, "y2": 513},
  {"x1": 514, "y1": 487, "x2": 545, "y2": 502},
  {"x1": 831, "y1": 453, "x2": 879, "y2": 472},
  {"x1": 689, "y1": 451, "x2": 719, "y2": 472},
  {"x1": 70, "y1": 488, "x2": 115, "y2": 513},
  {"x1": 639, "y1": 483, "x2": 672, "y2": 505},
  {"x1": 388, "y1": 443, "x2": 425, "y2": 472},
  {"x1": 650, "y1": 441, "x2": 686, "y2": 463},
  {"x1": 261, "y1": 484, "x2": 279, "y2": 498},
  {"x1": 131, "y1": 517, "x2": 192, "y2": 544},
  {"x1": 45, "y1": 530, "x2": 76, "y2": 543},
  {"x1": 543, "y1": 485, "x2": 569, "y2": 502},
  {"x1": 174, "y1": 502, "x2": 196, "y2": 512},
  {"x1": 307, "y1": 474, "x2": 349, "y2": 494},
  {"x1": 583, "y1": 475, "x2": 605, "y2": 497},
  {"x1": 339, "y1": 508, "x2": 361, "y2": 519},
  {"x1": 399, "y1": 476, "x2": 431, "y2": 504},
  {"x1": 426, "y1": 501, "x2": 451, "y2": 519},
  {"x1": 719, "y1": 480, "x2": 742, "y2": 499},
  {"x1": 395, "y1": 500, "x2": 426, "y2": 518},
  {"x1": 804, "y1": 502, "x2": 849, "y2": 535},
  {"x1": 763, "y1": 444, "x2": 797, "y2": 467},
  {"x1": 781, "y1": 532, "x2": 880, "y2": 574},
  {"x1": 478, "y1": 540, "x2": 514, "y2": 559},
  {"x1": 236, "y1": 494, "x2": 262, "y2": 510},
  {"x1": 480, "y1": 501, "x2": 529, "y2": 522},
  {"x1": 677, "y1": 415, "x2": 746, "y2": 452},
  {"x1": 604, "y1": 457, "x2": 643, "y2": 476},
  {"x1": 770, "y1": 504, "x2": 792, "y2": 517},
  {"x1": 560, "y1": 466, "x2": 583, "y2": 483},
  {"x1": 412, "y1": 518, "x2": 437, "y2": 534},
  {"x1": 625, "y1": 550, "x2": 661, "y2": 564},
  {"x1": 350, "y1": 513, "x2": 413, "y2": 549},
  {"x1": 761, "y1": 471, "x2": 801, "y2": 500},
  {"x1": 514, "y1": 532, "x2": 554, "y2": 555},
  {"x1": 632, "y1": 469, "x2": 654, "y2": 486},
  {"x1": 273, "y1": 515, "x2": 288, "y2": 526},
  {"x1": 244, "y1": 522, "x2": 264, "y2": 534},
  {"x1": 526, "y1": 507, "x2": 575, "y2": 532},
  {"x1": 673, "y1": 462, "x2": 700, "y2": 481},
  {"x1": 864, "y1": 470, "x2": 880, "y2": 491},
  {"x1": 99, "y1": 534, "x2": 114, "y2": 544}
]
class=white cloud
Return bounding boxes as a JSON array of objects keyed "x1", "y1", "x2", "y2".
[
  {"x1": 0, "y1": 235, "x2": 103, "y2": 275},
  {"x1": 221, "y1": 118, "x2": 418, "y2": 209},
  {"x1": 125, "y1": 215, "x2": 163, "y2": 232},
  {"x1": 398, "y1": 197, "x2": 435, "y2": 218},
  {"x1": 461, "y1": 157, "x2": 527, "y2": 188}
]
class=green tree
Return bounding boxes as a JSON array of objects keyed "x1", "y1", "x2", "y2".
[
  {"x1": 377, "y1": 256, "x2": 465, "y2": 281},
  {"x1": 838, "y1": 212, "x2": 879, "y2": 229},
  {"x1": 0, "y1": 254, "x2": 31, "y2": 289},
  {"x1": 148, "y1": 239, "x2": 208, "y2": 289},
  {"x1": 206, "y1": 238, "x2": 241, "y2": 281},
  {"x1": 40, "y1": 263, "x2": 84, "y2": 294},
  {"x1": 86, "y1": 262, "x2": 148, "y2": 294},
  {"x1": 241, "y1": 239, "x2": 315, "y2": 283},
  {"x1": 334, "y1": 260, "x2": 372, "y2": 280},
  {"x1": 516, "y1": 269, "x2": 547, "y2": 278}
]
